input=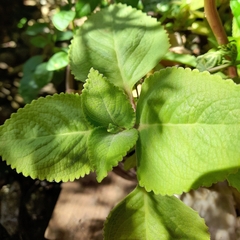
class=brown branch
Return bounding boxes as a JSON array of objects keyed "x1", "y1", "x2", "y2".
[{"x1": 204, "y1": 0, "x2": 238, "y2": 78}]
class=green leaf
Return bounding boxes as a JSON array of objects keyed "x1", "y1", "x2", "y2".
[
  {"x1": 89, "y1": 127, "x2": 138, "y2": 182},
  {"x1": 0, "y1": 94, "x2": 94, "y2": 182},
  {"x1": 34, "y1": 62, "x2": 53, "y2": 88},
  {"x1": 23, "y1": 55, "x2": 43, "y2": 73},
  {"x1": 104, "y1": 185, "x2": 210, "y2": 240},
  {"x1": 52, "y1": 10, "x2": 76, "y2": 31},
  {"x1": 196, "y1": 50, "x2": 223, "y2": 72},
  {"x1": 56, "y1": 30, "x2": 73, "y2": 41},
  {"x1": 227, "y1": 170, "x2": 240, "y2": 191},
  {"x1": 20, "y1": 57, "x2": 54, "y2": 103},
  {"x1": 82, "y1": 69, "x2": 135, "y2": 128},
  {"x1": 69, "y1": 3, "x2": 169, "y2": 94},
  {"x1": 124, "y1": 152, "x2": 136, "y2": 170},
  {"x1": 19, "y1": 74, "x2": 39, "y2": 103},
  {"x1": 25, "y1": 23, "x2": 49, "y2": 36},
  {"x1": 47, "y1": 51, "x2": 68, "y2": 71},
  {"x1": 75, "y1": 0, "x2": 101, "y2": 18},
  {"x1": 30, "y1": 35, "x2": 51, "y2": 48},
  {"x1": 163, "y1": 51, "x2": 197, "y2": 67},
  {"x1": 230, "y1": 0, "x2": 240, "y2": 30},
  {"x1": 20, "y1": 55, "x2": 44, "y2": 103},
  {"x1": 116, "y1": 0, "x2": 139, "y2": 8},
  {"x1": 136, "y1": 67, "x2": 240, "y2": 195}
]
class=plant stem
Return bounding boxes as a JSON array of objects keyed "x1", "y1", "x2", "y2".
[
  {"x1": 208, "y1": 63, "x2": 231, "y2": 73},
  {"x1": 65, "y1": 65, "x2": 75, "y2": 93},
  {"x1": 204, "y1": 0, "x2": 238, "y2": 78}
]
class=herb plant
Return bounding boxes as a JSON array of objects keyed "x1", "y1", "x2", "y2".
[{"x1": 1, "y1": 2, "x2": 240, "y2": 239}]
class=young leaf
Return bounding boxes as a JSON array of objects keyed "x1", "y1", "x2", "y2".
[
  {"x1": 136, "y1": 67, "x2": 240, "y2": 195},
  {"x1": 82, "y1": 69, "x2": 135, "y2": 129},
  {"x1": 52, "y1": 9, "x2": 76, "y2": 31},
  {"x1": 69, "y1": 3, "x2": 169, "y2": 94},
  {"x1": 47, "y1": 51, "x2": 68, "y2": 71},
  {"x1": 104, "y1": 185, "x2": 210, "y2": 240},
  {"x1": 89, "y1": 127, "x2": 138, "y2": 182},
  {"x1": 0, "y1": 94, "x2": 94, "y2": 182}
]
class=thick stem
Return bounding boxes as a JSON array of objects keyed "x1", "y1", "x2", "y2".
[
  {"x1": 204, "y1": 0, "x2": 228, "y2": 45},
  {"x1": 204, "y1": 0, "x2": 238, "y2": 78}
]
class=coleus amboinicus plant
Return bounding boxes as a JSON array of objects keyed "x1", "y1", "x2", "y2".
[{"x1": 1, "y1": 3, "x2": 240, "y2": 239}]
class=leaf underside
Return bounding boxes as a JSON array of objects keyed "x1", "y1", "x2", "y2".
[
  {"x1": 69, "y1": 3, "x2": 169, "y2": 94},
  {"x1": 104, "y1": 185, "x2": 210, "y2": 240},
  {"x1": 136, "y1": 67, "x2": 240, "y2": 195},
  {"x1": 0, "y1": 94, "x2": 93, "y2": 182}
]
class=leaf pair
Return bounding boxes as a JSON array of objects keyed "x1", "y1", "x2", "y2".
[
  {"x1": 83, "y1": 69, "x2": 138, "y2": 181},
  {"x1": 0, "y1": 69, "x2": 137, "y2": 182}
]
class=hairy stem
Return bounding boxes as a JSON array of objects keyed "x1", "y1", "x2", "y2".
[{"x1": 204, "y1": 0, "x2": 238, "y2": 78}]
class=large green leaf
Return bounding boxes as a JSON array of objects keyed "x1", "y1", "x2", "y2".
[
  {"x1": 104, "y1": 185, "x2": 210, "y2": 239},
  {"x1": 69, "y1": 3, "x2": 169, "y2": 95},
  {"x1": 89, "y1": 127, "x2": 138, "y2": 182},
  {"x1": 82, "y1": 69, "x2": 135, "y2": 129},
  {"x1": 0, "y1": 94, "x2": 93, "y2": 182},
  {"x1": 136, "y1": 67, "x2": 240, "y2": 195}
]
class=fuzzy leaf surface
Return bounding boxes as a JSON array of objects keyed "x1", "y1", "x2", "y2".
[
  {"x1": 0, "y1": 94, "x2": 93, "y2": 182},
  {"x1": 69, "y1": 3, "x2": 169, "y2": 94},
  {"x1": 136, "y1": 67, "x2": 240, "y2": 195},
  {"x1": 82, "y1": 69, "x2": 135, "y2": 128},
  {"x1": 89, "y1": 127, "x2": 138, "y2": 182},
  {"x1": 104, "y1": 186, "x2": 210, "y2": 240}
]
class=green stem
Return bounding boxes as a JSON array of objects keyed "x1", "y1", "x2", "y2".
[
  {"x1": 208, "y1": 63, "x2": 231, "y2": 73},
  {"x1": 208, "y1": 60, "x2": 240, "y2": 73}
]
